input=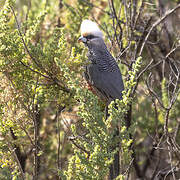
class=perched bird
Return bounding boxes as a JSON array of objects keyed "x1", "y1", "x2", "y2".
[
  {"x1": 79, "y1": 19, "x2": 124, "y2": 179},
  {"x1": 78, "y1": 20, "x2": 124, "y2": 105}
]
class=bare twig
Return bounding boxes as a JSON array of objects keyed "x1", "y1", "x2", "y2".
[
  {"x1": 146, "y1": 73, "x2": 166, "y2": 109},
  {"x1": 137, "y1": 58, "x2": 154, "y2": 80},
  {"x1": 151, "y1": 148, "x2": 161, "y2": 180},
  {"x1": 32, "y1": 104, "x2": 41, "y2": 180},
  {"x1": 56, "y1": 106, "x2": 65, "y2": 171},
  {"x1": 7, "y1": 141, "x2": 25, "y2": 179},
  {"x1": 164, "y1": 109, "x2": 170, "y2": 135},
  {"x1": 79, "y1": 0, "x2": 111, "y2": 16},
  {"x1": 167, "y1": 140, "x2": 176, "y2": 180},
  {"x1": 139, "y1": 4, "x2": 180, "y2": 56},
  {"x1": 165, "y1": 44, "x2": 180, "y2": 60},
  {"x1": 123, "y1": 158, "x2": 134, "y2": 178},
  {"x1": 142, "y1": 144, "x2": 156, "y2": 176}
]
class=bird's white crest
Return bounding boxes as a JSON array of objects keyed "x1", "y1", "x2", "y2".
[{"x1": 80, "y1": 19, "x2": 103, "y2": 38}]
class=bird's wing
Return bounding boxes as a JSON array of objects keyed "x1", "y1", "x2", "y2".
[
  {"x1": 84, "y1": 64, "x2": 109, "y2": 101},
  {"x1": 85, "y1": 64, "x2": 124, "y2": 101},
  {"x1": 101, "y1": 70, "x2": 124, "y2": 100}
]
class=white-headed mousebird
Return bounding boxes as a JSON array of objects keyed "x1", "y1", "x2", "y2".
[{"x1": 78, "y1": 20, "x2": 125, "y2": 179}]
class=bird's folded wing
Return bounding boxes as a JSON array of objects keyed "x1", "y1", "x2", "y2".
[{"x1": 85, "y1": 64, "x2": 124, "y2": 100}]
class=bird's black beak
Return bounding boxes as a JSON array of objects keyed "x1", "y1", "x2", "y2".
[{"x1": 78, "y1": 36, "x2": 87, "y2": 43}]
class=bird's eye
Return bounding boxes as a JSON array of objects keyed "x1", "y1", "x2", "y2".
[{"x1": 86, "y1": 35, "x2": 95, "y2": 40}]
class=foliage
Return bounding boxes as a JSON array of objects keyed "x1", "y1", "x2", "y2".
[{"x1": 0, "y1": 0, "x2": 180, "y2": 179}]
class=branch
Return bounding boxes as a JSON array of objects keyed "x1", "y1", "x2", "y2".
[
  {"x1": 56, "y1": 106, "x2": 66, "y2": 171},
  {"x1": 69, "y1": 136, "x2": 90, "y2": 158},
  {"x1": 10, "y1": 128, "x2": 27, "y2": 172},
  {"x1": 10, "y1": 5, "x2": 71, "y2": 93},
  {"x1": 33, "y1": 104, "x2": 41, "y2": 179},
  {"x1": 7, "y1": 141, "x2": 25, "y2": 179},
  {"x1": 146, "y1": 73, "x2": 167, "y2": 110},
  {"x1": 79, "y1": 0, "x2": 111, "y2": 16},
  {"x1": 10, "y1": 6, "x2": 45, "y2": 71},
  {"x1": 139, "y1": 4, "x2": 180, "y2": 56},
  {"x1": 19, "y1": 60, "x2": 50, "y2": 79},
  {"x1": 137, "y1": 58, "x2": 154, "y2": 80}
]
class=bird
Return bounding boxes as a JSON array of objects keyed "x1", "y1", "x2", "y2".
[
  {"x1": 78, "y1": 19, "x2": 124, "y2": 105},
  {"x1": 78, "y1": 19, "x2": 124, "y2": 180}
]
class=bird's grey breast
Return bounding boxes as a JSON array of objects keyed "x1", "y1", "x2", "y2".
[
  {"x1": 87, "y1": 38, "x2": 119, "y2": 72},
  {"x1": 85, "y1": 37, "x2": 124, "y2": 100}
]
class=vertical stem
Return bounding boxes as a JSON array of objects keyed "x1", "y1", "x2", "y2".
[
  {"x1": 56, "y1": 106, "x2": 65, "y2": 178},
  {"x1": 57, "y1": 109, "x2": 61, "y2": 171},
  {"x1": 33, "y1": 114, "x2": 38, "y2": 180},
  {"x1": 33, "y1": 104, "x2": 40, "y2": 180},
  {"x1": 164, "y1": 109, "x2": 170, "y2": 135},
  {"x1": 7, "y1": 142, "x2": 25, "y2": 180},
  {"x1": 107, "y1": 103, "x2": 120, "y2": 180}
]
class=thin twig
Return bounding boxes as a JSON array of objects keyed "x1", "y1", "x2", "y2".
[
  {"x1": 69, "y1": 137, "x2": 90, "y2": 158},
  {"x1": 7, "y1": 142, "x2": 25, "y2": 179},
  {"x1": 146, "y1": 73, "x2": 166, "y2": 109},
  {"x1": 10, "y1": 6, "x2": 44, "y2": 70},
  {"x1": 10, "y1": 5, "x2": 70, "y2": 93},
  {"x1": 165, "y1": 44, "x2": 180, "y2": 60},
  {"x1": 79, "y1": 0, "x2": 111, "y2": 16},
  {"x1": 137, "y1": 59, "x2": 154, "y2": 80},
  {"x1": 139, "y1": 4, "x2": 180, "y2": 56},
  {"x1": 19, "y1": 60, "x2": 51, "y2": 79},
  {"x1": 56, "y1": 106, "x2": 65, "y2": 171}
]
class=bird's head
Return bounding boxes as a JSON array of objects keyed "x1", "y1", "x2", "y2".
[{"x1": 78, "y1": 20, "x2": 103, "y2": 44}]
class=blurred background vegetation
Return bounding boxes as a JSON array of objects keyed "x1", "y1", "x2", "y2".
[{"x1": 0, "y1": 0, "x2": 180, "y2": 179}]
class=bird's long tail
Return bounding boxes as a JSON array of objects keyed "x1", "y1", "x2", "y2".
[
  {"x1": 105, "y1": 105, "x2": 120, "y2": 180},
  {"x1": 109, "y1": 127, "x2": 120, "y2": 180}
]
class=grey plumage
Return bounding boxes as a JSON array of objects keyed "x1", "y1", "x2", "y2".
[{"x1": 80, "y1": 34, "x2": 124, "y2": 103}]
